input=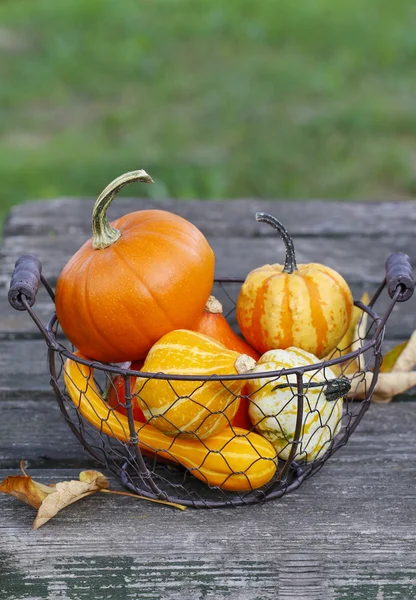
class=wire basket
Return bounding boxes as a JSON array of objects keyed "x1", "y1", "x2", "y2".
[{"x1": 8, "y1": 253, "x2": 415, "y2": 508}]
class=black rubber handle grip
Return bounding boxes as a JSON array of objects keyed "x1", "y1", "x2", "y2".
[
  {"x1": 8, "y1": 255, "x2": 42, "y2": 311},
  {"x1": 385, "y1": 252, "x2": 415, "y2": 302}
]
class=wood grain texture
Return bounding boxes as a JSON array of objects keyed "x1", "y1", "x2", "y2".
[
  {"x1": 2, "y1": 231, "x2": 415, "y2": 287},
  {"x1": 5, "y1": 197, "x2": 416, "y2": 238},
  {"x1": 1, "y1": 272, "x2": 415, "y2": 344},
  {"x1": 1, "y1": 404, "x2": 416, "y2": 599},
  {"x1": 0, "y1": 336, "x2": 415, "y2": 406},
  {"x1": 1, "y1": 198, "x2": 416, "y2": 600}
]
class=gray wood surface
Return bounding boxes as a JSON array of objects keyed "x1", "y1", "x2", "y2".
[
  {"x1": 5, "y1": 197, "x2": 416, "y2": 237},
  {"x1": 1, "y1": 404, "x2": 416, "y2": 600},
  {"x1": 1, "y1": 401, "x2": 416, "y2": 600},
  {"x1": 1, "y1": 197, "x2": 416, "y2": 600}
]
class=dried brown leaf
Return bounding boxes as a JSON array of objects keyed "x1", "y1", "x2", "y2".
[
  {"x1": 369, "y1": 330, "x2": 416, "y2": 402},
  {"x1": 349, "y1": 371, "x2": 416, "y2": 403},
  {"x1": 79, "y1": 470, "x2": 110, "y2": 488},
  {"x1": 350, "y1": 298, "x2": 369, "y2": 373},
  {"x1": 0, "y1": 474, "x2": 55, "y2": 509},
  {"x1": 391, "y1": 331, "x2": 416, "y2": 373},
  {"x1": 0, "y1": 464, "x2": 186, "y2": 529},
  {"x1": 33, "y1": 471, "x2": 109, "y2": 530},
  {"x1": 0, "y1": 465, "x2": 109, "y2": 529},
  {"x1": 0, "y1": 459, "x2": 56, "y2": 509}
]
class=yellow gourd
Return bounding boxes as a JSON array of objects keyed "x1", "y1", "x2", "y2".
[
  {"x1": 63, "y1": 353, "x2": 277, "y2": 491},
  {"x1": 136, "y1": 330, "x2": 256, "y2": 439}
]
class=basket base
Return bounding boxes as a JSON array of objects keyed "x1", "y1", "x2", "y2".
[{"x1": 119, "y1": 459, "x2": 309, "y2": 508}]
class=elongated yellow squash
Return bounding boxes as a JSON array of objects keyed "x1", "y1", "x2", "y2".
[
  {"x1": 64, "y1": 353, "x2": 277, "y2": 491},
  {"x1": 136, "y1": 329, "x2": 255, "y2": 439}
]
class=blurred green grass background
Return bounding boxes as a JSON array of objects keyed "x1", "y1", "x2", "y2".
[{"x1": 1, "y1": 0, "x2": 416, "y2": 229}]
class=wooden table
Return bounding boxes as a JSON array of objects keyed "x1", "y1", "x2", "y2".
[{"x1": 1, "y1": 197, "x2": 416, "y2": 600}]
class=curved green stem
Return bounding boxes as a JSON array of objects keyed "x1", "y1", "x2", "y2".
[
  {"x1": 92, "y1": 170, "x2": 154, "y2": 249},
  {"x1": 255, "y1": 212, "x2": 298, "y2": 273},
  {"x1": 271, "y1": 376, "x2": 351, "y2": 402}
]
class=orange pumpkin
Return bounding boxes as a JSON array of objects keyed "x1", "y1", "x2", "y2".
[
  {"x1": 55, "y1": 171, "x2": 215, "y2": 363},
  {"x1": 236, "y1": 213, "x2": 354, "y2": 359},
  {"x1": 193, "y1": 296, "x2": 260, "y2": 360},
  {"x1": 136, "y1": 329, "x2": 256, "y2": 439}
]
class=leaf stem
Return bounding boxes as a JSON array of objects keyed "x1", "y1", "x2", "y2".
[{"x1": 100, "y1": 488, "x2": 186, "y2": 511}]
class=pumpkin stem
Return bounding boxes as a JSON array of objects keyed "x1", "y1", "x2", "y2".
[
  {"x1": 204, "y1": 295, "x2": 223, "y2": 314},
  {"x1": 92, "y1": 170, "x2": 154, "y2": 250},
  {"x1": 255, "y1": 212, "x2": 298, "y2": 274},
  {"x1": 235, "y1": 354, "x2": 257, "y2": 374}
]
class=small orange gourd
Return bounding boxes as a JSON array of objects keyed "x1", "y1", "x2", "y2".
[
  {"x1": 136, "y1": 330, "x2": 256, "y2": 439},
  {"x1": 56, "y1": 171, "x2": 215, "y2": 363},
  {"x1": 231, "y1": 384, "x2": 253, "y2": 430},
  {"x1": 237, "y1": 213, "x2": 354, "y2": 359},
  {"x1": 193, "y1": 296, "x2": 260, "y2": 360},
  {"x1": 64, "y1": 354, "x2": 277, "y2": 491},
  {"x1": 106, "y1": 360, "x2": 146, "y2": 422}
]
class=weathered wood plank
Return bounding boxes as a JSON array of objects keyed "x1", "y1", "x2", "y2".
[
  {"x1": 0, "y1": 400, "x2": 93, "y2": 469},
  {"x1": 1, "y1": 404, "x2": 416, "y2": 599},
  {"x1": 0, "y1": 334, "x2": 415, "y2": 403},
  {"x1": 0, "y1": 287, "x2": 56, "y2": 340},
  {"x1": 1, "y1": 505, "x2": 415, "y2": 600},
  {"x1": 1, "y1": 400, "x2": 415, "y2": 468},
  {"x1": 0, "y1": 341, "x2": 55, "y2": 400},
  {"x1": 1, "y1": 232, "x2": 414, "y2": 288},
  {"x1": 0, "y1": 281, "x2": 414, "y2": 344},
  {"x1": 2, "y1": 198, "x2": 416, "y2": 599},
  {"x1": 5, "y1": 197, "x2": 416, "y2": 238}
]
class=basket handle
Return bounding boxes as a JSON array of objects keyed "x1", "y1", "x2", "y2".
[
  {"x1": 8, "y1": 251, "x2": 415, "y2": 309},
  {"x1": 385, "y1": 252, "x2": 415, "y2": 302},
  {"x1": 8, "y1": 254, "x2": 42, "y2": 311}
]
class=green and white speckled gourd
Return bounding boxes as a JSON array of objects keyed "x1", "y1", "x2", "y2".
[{"x1": 245, "y1": 347, "x2": 346, "y2": 462}]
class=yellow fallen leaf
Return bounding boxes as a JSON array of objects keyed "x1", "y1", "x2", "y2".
[
  {"x1": 391, "y1": 331, "x2": 416, "y2": 373},
  {"x1": 0, "y1": 463, "x2": 186, "y2": 529},
  {"x1": 347, "y1": 331, "x2": 416, "y2": 402},
  {"x1": 380, "y1": 341, "x2": 409, "y2": 373},
  {"x1": 326, "y1": 292, "x2": 370, "y2": 376},
  {"x1": 351, "y1": 298, "x2": 369, "y2": 373}
]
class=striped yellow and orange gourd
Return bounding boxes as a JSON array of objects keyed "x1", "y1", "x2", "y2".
[
  {"x1": 236, "y1": 213, "x2": 354, "y2": 359},
  {"x1": 135, "y1": 330, "x2": 256, "y2": 439}
]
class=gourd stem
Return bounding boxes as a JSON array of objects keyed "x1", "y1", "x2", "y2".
[
  {"x1": 235, "y1": 354, "x2": 257, "y2": 374},
  {"x1": 255, "y1": 212, "x2": 298, "y2": 273},
  {"x1": 92, "y1": 170, "x2": 154, "y2": 249},
  {"x1": 204, "y1": 295, "x2": 223, "y2": 314}
]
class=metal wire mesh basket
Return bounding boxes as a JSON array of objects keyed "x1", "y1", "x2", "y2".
[{"x1": 8, "y1": 252, "x2": 415, "y2": 508}]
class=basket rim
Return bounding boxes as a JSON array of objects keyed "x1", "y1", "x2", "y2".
[{"x1": 48, "y1": 299, "x2": 383, "y2": 382}]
